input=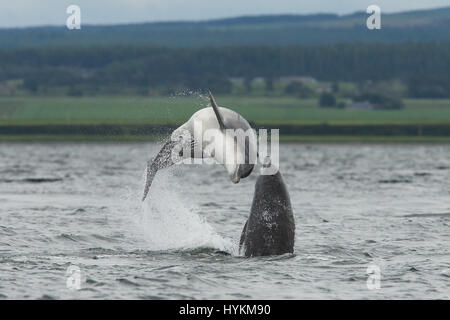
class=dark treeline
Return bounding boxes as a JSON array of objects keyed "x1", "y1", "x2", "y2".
[
  {"x1": 2, "y1": 124, "x2": 450, "y2": 137},
  {"x1": 1, "y1": 8, "x2": 450, "y2": 49},
  {"x1": 1, "y1": 42, "x2": 449, "y2": 96}
]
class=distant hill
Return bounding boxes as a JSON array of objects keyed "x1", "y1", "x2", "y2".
[{"x1": 0, "y1": 7, "x2": 449, "y2": 48}]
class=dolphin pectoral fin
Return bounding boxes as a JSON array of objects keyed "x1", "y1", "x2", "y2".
[
  {"x1": 208, "y1": 91, "x2": 227, "y2": 131},
  {"x1": 142, "y1": 140, "x2": 177, "y2": 201}
]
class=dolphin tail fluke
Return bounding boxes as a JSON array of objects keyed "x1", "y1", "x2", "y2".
[{"x1": 142, "y1": 139, "x2": 177, "y2": 201}]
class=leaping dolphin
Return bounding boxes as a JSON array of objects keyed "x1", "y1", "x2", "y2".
[{"x1": 142, "y1": 92, "x2": 257, "y2": 201}]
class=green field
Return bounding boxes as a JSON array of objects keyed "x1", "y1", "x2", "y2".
[{"x1": 1, "y1": 96, "x2": 450, "y2": 126}]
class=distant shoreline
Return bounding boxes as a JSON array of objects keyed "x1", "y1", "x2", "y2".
[
  {"x1": 1, "y1": 133, "x2": 449, "y2": 143},
  {"x1": 0, "y1": 123, "x2": 450, "y2": 141}
]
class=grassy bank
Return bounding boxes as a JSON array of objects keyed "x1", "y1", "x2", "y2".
[
  {"x1": 1, "y1": 96, "x2": 450, "y2": 126},
  {"x1": 1, "y1": 96, "x2": 450, "y2": 142},
  {"x1": 0, "y1": 134, "x2": 164, "y2": 142}
]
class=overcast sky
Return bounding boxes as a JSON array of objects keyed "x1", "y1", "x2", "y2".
[{"x1": 0, "y1": 0, "x2": 449, "y2": 28}]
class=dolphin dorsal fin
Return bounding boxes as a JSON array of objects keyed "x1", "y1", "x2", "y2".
[{"x1": 208, "y1": 91, "x2": 226, "y2": 131}]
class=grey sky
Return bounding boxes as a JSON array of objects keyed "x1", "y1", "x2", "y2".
[{"x1": 0, "y1": 0, "x2": 449, "y2": 28}]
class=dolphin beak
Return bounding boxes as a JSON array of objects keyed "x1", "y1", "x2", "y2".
[{"x1": 232, "y1": 165, "x2": 241, "y2": 184}]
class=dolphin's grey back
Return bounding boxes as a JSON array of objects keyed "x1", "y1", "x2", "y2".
[
  {"x1": 219, "y1": 107, "x2": 253, "y2": 132},
  {"x1": 184, "y1": 106, "x2": 253, "y2": 132},
  {"x1": 240, "y1": 171, "x2": 295, "y2": 257}
]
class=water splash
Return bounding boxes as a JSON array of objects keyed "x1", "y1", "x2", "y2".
[{"x1": 130, "y1": 168, "x2": 235, "y2": 253}]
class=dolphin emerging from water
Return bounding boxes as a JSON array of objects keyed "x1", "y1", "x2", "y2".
[
  {"x1": 239, "y1": 158, "x2": 295, "y2": 257},
  {"x1": 142, "y1": 92, "x2": 257, "y2": 201}
]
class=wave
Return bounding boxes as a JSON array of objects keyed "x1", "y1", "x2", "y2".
[
  {"x1": 402, "y1": 212, "x2": 450, "y2": 218},
  {"x1": 0, "y1": 177, "x2": 63, "y2": 183}
]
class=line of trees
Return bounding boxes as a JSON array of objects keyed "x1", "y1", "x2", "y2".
[{"x1": 0, "y1": 42, "x2": 449, "y2": 96}]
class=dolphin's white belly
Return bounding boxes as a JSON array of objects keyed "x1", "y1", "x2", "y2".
[{"x1": 171, "y1": 107, "x2": 257, "y2": 180}]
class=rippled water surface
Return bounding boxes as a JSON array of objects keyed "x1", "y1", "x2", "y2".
[{"x1": 0, "y1": 142, "x2": 449, "y2": 299}]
